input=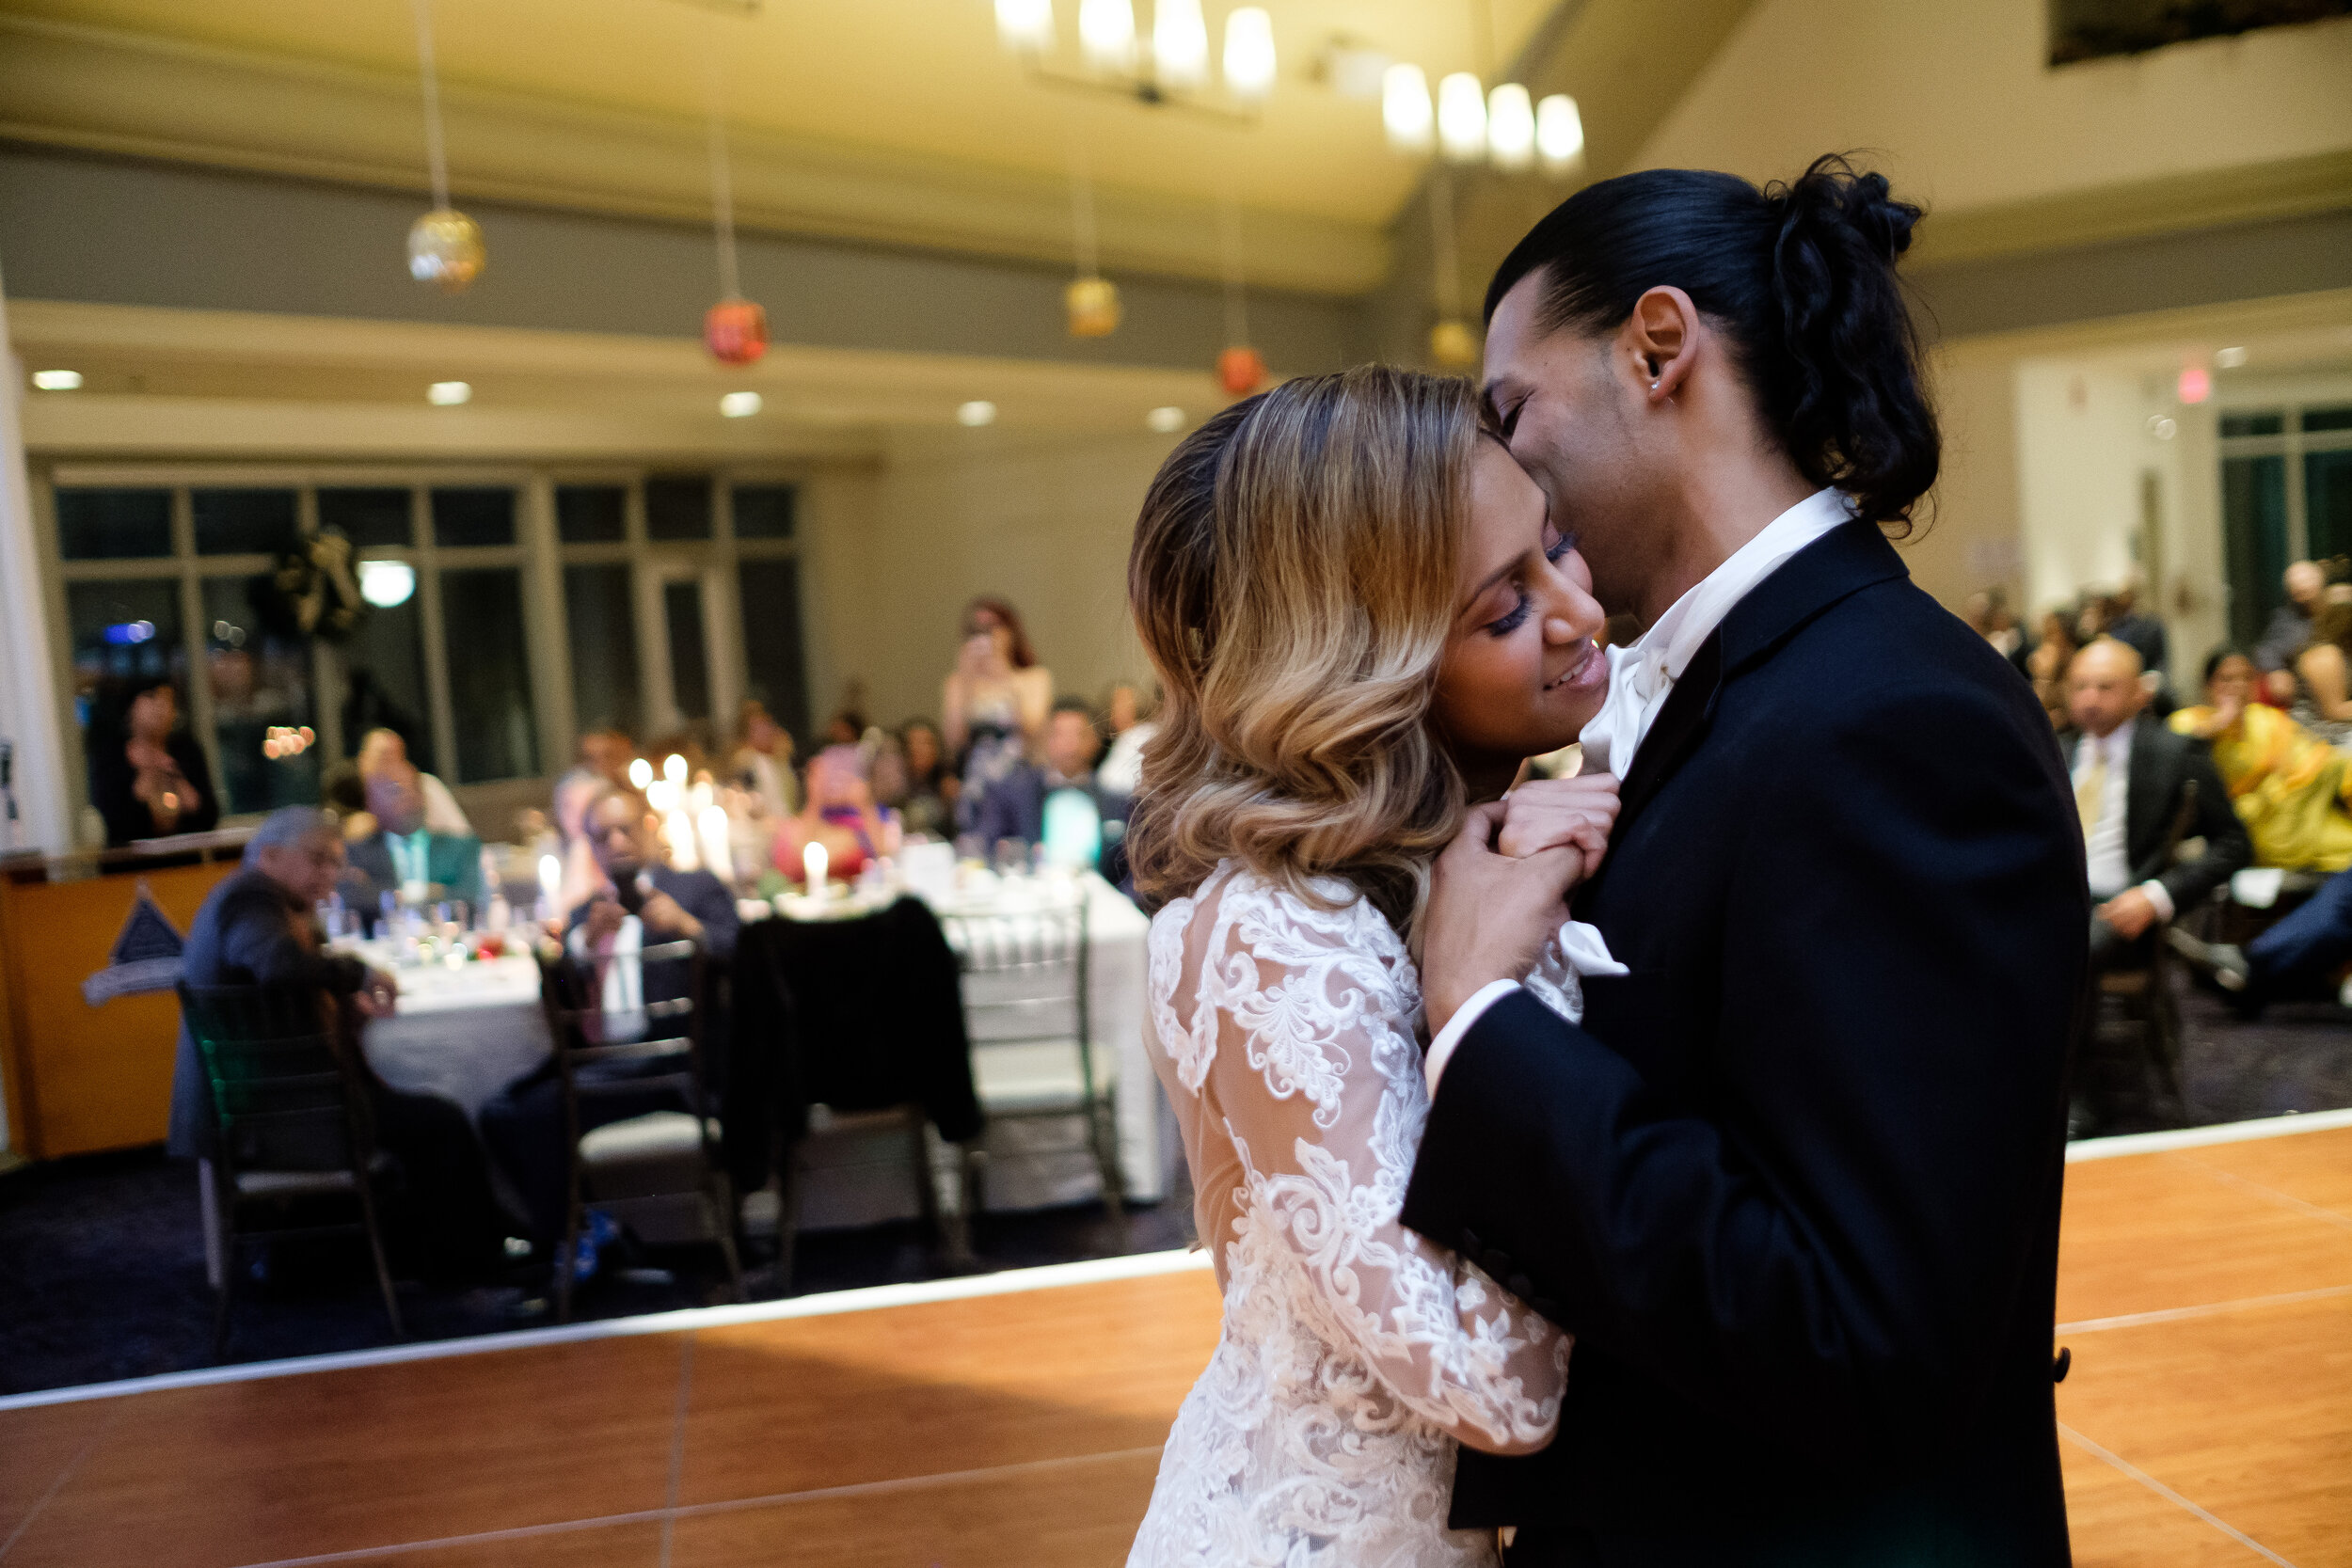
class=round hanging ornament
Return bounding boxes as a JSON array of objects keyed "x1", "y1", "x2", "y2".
[
  {"x1": 407, "y1": 208, "x2": 485, "y2": 293},
  {"x1": 1066, "y1": 277, "x2": 1121, "y2": 339},
  {"x1": 1429, "y1": 319, "x2": 1481, "y2": 369},
  {"x1": 704, "y1": 298, "x2": 770, "y2": 366},
  {"x1": 1217, "y1": 346, "x2": 1267, "y2": 397}
]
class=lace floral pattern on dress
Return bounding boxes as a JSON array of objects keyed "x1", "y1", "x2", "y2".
[{"x1": 1128, "y1": 861, "x2": 1573, "y2": 1568}]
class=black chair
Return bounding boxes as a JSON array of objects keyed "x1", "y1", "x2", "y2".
[
  {"x1": 942, "y1": 899, "x2": 1125, "y2": 1227},
  {"x1": 178, "y1": 982, "x2": 404, "y2": 1355},
  {"x1": 536, "y1": 939, "x2": 742, "y2": 1322},
  {"x1": 735, "y1": 899, "x2": 984, "y2": 1291}
]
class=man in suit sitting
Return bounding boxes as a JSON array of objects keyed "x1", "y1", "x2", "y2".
[
  {"x1": 342, "y1": 759, "x2": 483, "y2": 927},
  {"x1": 480, "y1": 784, "x2": 739, "y2": 1250},
  {"x1": 168, "y1": 807, "x2": 504, "y2": 1275},
  {"x1": 2062, "y1": 638, "x2": 2249, "y2": 1132}
]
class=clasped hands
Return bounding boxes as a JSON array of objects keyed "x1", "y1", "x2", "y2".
[
  {"x1": 1421, "y1": 773, "x2": 1620, "y2": 1034},
  {"x1": 581, "y1": 888, "x2": 703, "y2": 950}
]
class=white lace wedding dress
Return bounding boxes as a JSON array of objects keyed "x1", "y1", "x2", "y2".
[{"x1": 1128, "y1": 860, "x2": 1575, "y2": 1568}]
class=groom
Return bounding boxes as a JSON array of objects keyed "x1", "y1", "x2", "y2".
[{"x1": 1404, "y1": 166, "x2": 2086, "y2": 1565}]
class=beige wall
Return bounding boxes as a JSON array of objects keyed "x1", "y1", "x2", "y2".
[
  {"x1": 801, "y1": 428, "x2": 1174, "y2": 731},
  {"x1": 1634, "y1": 0, "x2": 2352, "y2": 213}
]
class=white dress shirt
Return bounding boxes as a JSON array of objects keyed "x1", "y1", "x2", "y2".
[
  {"x1": 1425, "y1": 488, "x2": 1855, "y2": 1094},
  {"x1": 2073, "y1": 722, "x2": 2174, "y2": 921}
]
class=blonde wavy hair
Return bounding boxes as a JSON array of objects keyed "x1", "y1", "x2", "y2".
[{"x1": 1125, "y1": 365, "x2": 1480, "y2": 937}]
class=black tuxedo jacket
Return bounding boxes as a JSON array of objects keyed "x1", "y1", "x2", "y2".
[
  {"x1": 1402, "y1": 521, "x2": 2088, "y2": 1566},
  {"x1": 2057, "y1": 715, "x2": 2248, "y2": 912}
]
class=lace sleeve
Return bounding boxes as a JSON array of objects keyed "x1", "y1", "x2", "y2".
[{"x1": 1195, "y1": 878, "x2": 1570, "y2": 1456}]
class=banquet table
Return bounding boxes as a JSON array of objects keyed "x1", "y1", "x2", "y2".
[{"x1": 360, "y1": 951, "x2": 551, "y2": 1124}]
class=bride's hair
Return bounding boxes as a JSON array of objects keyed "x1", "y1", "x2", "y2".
[{"x1": 1125, "y1": 365, "x2": 1478, "y2": 935}]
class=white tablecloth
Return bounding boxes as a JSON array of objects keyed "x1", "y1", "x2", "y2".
[{"x1": 361, "y1": 953, "x2": 551, "y2": 1123}]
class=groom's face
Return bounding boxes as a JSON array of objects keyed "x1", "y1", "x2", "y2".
[{"x1": 1482, "y1": 273, "x2": 1659, "y2": 619}]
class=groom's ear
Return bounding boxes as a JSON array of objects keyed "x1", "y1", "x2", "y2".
[{"x1": 1623, "y1": 286, "x2": 1699, "y2": 404}]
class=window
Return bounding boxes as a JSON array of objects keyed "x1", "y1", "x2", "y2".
[
  {"x1": 40, "y1": 467, "x2": 809, "y2": 844},
  {"x1": 2220, "y1": 403, "x2": 2352, "y2": 645}
]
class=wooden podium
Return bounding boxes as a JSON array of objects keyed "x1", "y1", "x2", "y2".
[{"x1": 0, "y1": 834, "x2": 247, "y2": 1160}]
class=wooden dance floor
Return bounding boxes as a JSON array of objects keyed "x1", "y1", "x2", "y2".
[{"x1": 3, "y1": 1115, "x2": 2348, "y2": 1567}]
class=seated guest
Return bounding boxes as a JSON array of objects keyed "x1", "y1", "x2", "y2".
[
  {"x1": 2170, "y1": 648, "x2": 2352, "y2": 873},
  {"x1": 342, "y1": 760, "x2": 484, "y2": 925},
  {"x1": 324, "y1": 728, "x2": 471, "y2": 840},
  {"x1": 890, "y1": 719, "x2": 956, "y2": 840},
  {"x1": 774, "y1": 747, "x2": 897, "y2": 881},
  {"x1": 2254, "y1": 560, "x2": 2324, "y2": 698},
  {"x1": 2104, "y1": 577, "x2": 2169, "y2": 699},
  {"x1": 2064, "y1": 638, "x2": 2249, "y2": 974},
  {"x1": 167, "y1": 808, "x2": 503, "y2": 1273},
  {"x1": 1097, "y1": 682, "x2": 1159, "y2": 804},
  {"x1": 577, "y1": 727, "x2": 638, "y2": 790},
  {"x1": 481, "y1": 785, "x2": 739, "y2": 1246},
  {"x1": 2022, "y1": 609, "x2": 2079, "y2": 727},
  {"x1": 2290, "y1": 590, "x2": 2352, "y2": 746},
  {"x1": 967, "y1": 699, "x2": 1118, "y2": 864},
  {"x1": 729, "y1": 700, "x2": 800, "y2": 819},
  {"x1": 89, "y1": 676, "x2": 219, "y2": 847}
]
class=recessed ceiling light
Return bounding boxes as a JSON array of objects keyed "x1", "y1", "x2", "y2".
[
  {"x1": 427, "y1": 380, "x2": 471, "y2": 405},
  {"x1": 2216, "y1": 346, "x2": 2249, "y2": 369},
  {"x1": 31, "y1": 370, "x2": 82, "y2": 390},
  {"x1": 720, "y1": 390, "x2": 763, "y2": 418},
  {"x1": 358, "y1": 560, "x2": 418, "y2": 609},
  {"x1": 1146, "y1": 405, "x2": 1186, "y2": 433},
  {"x1": 957, "y1": 400, "x2": 998, "y2": 427}
]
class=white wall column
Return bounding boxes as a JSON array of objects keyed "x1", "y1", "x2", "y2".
[{"x1": 0, "y1": 271, "x2": 71, "y2": 855}]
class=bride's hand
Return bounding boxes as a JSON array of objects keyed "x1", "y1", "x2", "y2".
[{"x1": 1497, "y1": 774, "x2": 1620, "y2": 864}]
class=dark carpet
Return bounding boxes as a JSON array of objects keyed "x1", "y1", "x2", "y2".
[{"x1": 6, "y1": 972, "x2": 2344, "y2": 1397}]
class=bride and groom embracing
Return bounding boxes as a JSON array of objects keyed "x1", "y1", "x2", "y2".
[{"x1": 1119, "y1": 158, "x2": 2087, "y2": 1567}]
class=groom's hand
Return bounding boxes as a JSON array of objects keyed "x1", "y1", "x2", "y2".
[
  {"x1": 1499, "y1": 774, "x2": 1620, "y2": 862},
  {"x1": 1423, "y1": 801, "x2": 1586, "y2": 1033}
]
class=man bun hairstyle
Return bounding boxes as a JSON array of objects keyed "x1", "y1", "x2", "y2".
[{"x1": 1486, "y1": 153, "x2": 1938, "y2": 532}]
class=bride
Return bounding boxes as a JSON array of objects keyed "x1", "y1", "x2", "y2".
[{"x1": 1123, "y1": 365, "x2": 1622, "y2": 1566}]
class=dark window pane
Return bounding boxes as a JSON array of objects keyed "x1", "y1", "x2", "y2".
[
  {"x1": 645, "y1": 476, "x2": 712, "y2": 541},
  {"x1": 2221, "y1": 454, "x2": 2288, "y2": 649},
  {"x1": 2219, "y1": 412, "x2": 2284, "y2": 438},
  {"x1": 2309, "y1": 450, "x2": 2352, "y2": 567},
  {"x1": 192, "y1": 488, "x2": 298, "y2": 556},
  {"x1": 342, "y1": 597, "x2": 435, "y2": 777},
  {"x1": 738, "y1": 559, "x2": 808, "y2": 743},
  {"x1": 732, "y1": 483, "x2": 797, "y2": 540},
  {"x1": 441, "y1": 568, "x2": 537, "y2": 782},
  {"x1": 66, "y1": 579, "x2": 185, "y2": 717},
  {"x1": 2305, "y1": 406, "x2": 2352, "y2": 435},
  {"x1": 202, "y1": 578, "x2": 319, "y2": 814},
  {"x1": 431, "y1": 487, "x2": 516, "y2": 547},
  {"x1": 564, "y1": 564, "x2": 642, "y2": 738},
  {"x1": 318, "y1": 487, "x2": 413, "y2": 548},
  {"x1": 557, "y1": 484, "x2": 628, "y2": 543},
  {"x1": 56, "y1": 488, "x2": 173, "y2": 560},
  {"x1": 663, "y1": 581, "x2": 710, "y2": 722}
]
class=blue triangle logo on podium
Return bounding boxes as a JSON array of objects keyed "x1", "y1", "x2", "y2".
[{"x1": 82, "y1": 880, "x2": 187, "y2": 1005}]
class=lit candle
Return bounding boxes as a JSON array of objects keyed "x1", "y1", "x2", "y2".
[
  {"x1": 537, "y1": 852, "x2": 562, "y2": 905},
  {"x1": 698, "y1": 804, "x2": 735, "y2": 885},
  {"x1": 664, "y1": 808, "x2": 702, "y2": 872},
  {"x1": 628, "y1": 756, "x2": 653, "y2": 790},
  {"x1": 803, "y1": 839, "x2": 828, "y2": 894},
  {"x1": 663, "y1": 753, "x2": 688, "y2": 787}
]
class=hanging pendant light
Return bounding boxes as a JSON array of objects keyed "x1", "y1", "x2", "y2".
[
  {"x1": 1215, "y1": 198, "x2": 1264, "y2": 395},
  {"x1": 1382, "y1": 64, "x2": 1435, "y2": 154},
  {"x1": 1065, "y1": 143, "x2": 1120, "y2": 339},
  {"x1": 1223, "y1": 8, "x2": 1277, "y2": 102},
  {"x1": 1486, "y1": 83, "x2": 1535, "y2": 170},
  {"x1": 405, "y1": 0, "x2": 483, "y2": 293},
  {"x1": 1536, "y1": 94, "x2": 1586, "y2": 174},
  {"x1": 1078, "y1": 0, "x2": 1136, "y2": 72},
  {"x1": 995, "y1": 0, "x2": 1054, "y2": 55},
  {"x1": 1437, "y1": 72, "x2": 1487, "y2": 164},
  {"x1": 1153, "y1": 0, "x2": 1210, "y2": 87},
  {"x1": 699, "y1": 43, "x2": 767, "y2": 366}
]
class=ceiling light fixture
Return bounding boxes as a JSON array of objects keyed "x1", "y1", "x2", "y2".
[
  {"x1": 2216, "y1": 346, "x2": 2249, "y2": 369},
  {"x1": 1223, "y1": 8, "x2": 1278, "y2": 102},
  {"x1": 1077, "y1": 0, "x2": 1136, "y2": 72},
  {"x1": 1153, "y1": 0, "x2": 1210, "y2": 89},
  {"x1": 1382, "y1": 64, "x2": 1434, "y2": 153},
  {"x1": 994, "y1": 0, "x2": 1053, "y2": 55},
  {"x1": 1146, "y1": 405, "x2": 1186, "y2": 433},
  {"x1": 427, "y1": 380, "x2": 471, "y2": 405},
  {"x1": 720, "y1": 390, "x2": 763, "y2": 418},
  {"x1": 1535, "y1": 94, "x2": 1585, "y2": 172},
  {"x1": 958, "y1": 400, "x2": 999, "y2": 427},
  {"x1": 31, "y1": 369, "x2": 83, "y2": 390},
  {"x1": 1486, "y1": 82, "x2": 1534, "y2": 170},
  {"x1": 995, "y1": 0, "x2": 1269, "y2": 124},
  {"x1": 358, "y1": 560, "x2": 418, "y2": 609}
]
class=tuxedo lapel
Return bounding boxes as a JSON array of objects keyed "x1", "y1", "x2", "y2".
[
  {"x1": 2124, "y1": 716, "x2": 2167, "y2": 870},
  {"x1": 1612, "y1": 630, "x2": 1723, "y2": 839}
]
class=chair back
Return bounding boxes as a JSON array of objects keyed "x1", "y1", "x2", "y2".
[
  {"x1": 535, "y1": 937, "x2": 712, "y2": 1126},
  {"x1": 178, "y1": 982, "x2": 370, "y2": 1178},
  {"x1": 939, "y1": 899, "x2": 1092, "y2": 1070}
]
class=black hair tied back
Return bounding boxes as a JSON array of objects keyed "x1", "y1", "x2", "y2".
[{"x1": 1486, "y1": 151, "x2": 1941, "y2": 533}]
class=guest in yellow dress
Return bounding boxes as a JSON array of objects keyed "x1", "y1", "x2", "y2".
[{"x1": 2170, "y1": 648, "x2": 2352, "y2": 872}]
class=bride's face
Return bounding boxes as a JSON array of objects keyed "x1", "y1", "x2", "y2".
[{"x1": 1434, "y1": 440, "x2": 1609, "y2": 778}]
